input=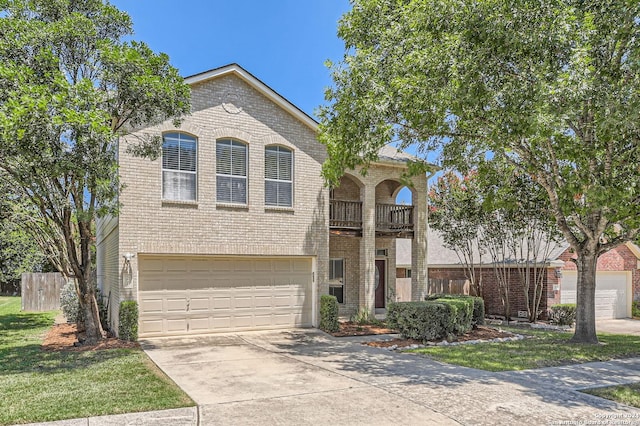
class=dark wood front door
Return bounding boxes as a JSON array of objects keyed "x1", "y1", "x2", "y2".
[{"x1": 375, "y1": 260, "x2": 386, "y2": 308}]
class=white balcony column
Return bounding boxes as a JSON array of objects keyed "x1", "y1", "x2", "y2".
[
  {"x1": 412, "y1": 181, "x2": 428, "y2": 301},
  {"x1": 359, "y1": 183, "x2": 376, "y2": 315}
]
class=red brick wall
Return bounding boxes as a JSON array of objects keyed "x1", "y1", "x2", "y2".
[
  {"x1": 428, "y1": 267, "x2": 553, "y2": 319},
  {"x1": 558, "y1": 244, "x2": 640, "y2": 301}
]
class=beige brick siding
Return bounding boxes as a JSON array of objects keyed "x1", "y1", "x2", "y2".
[
  {"x1": 329, "y1": 236, "x2": 360, "y2": 316},
  {"x1": 96, "y1": 217, "x2": 119, "y2": 332},
  {"x1": 100, "y1": 68, "x2": 428, "y2": 332},
  {"x1": 116, "y1": 73, "x2": 329, "y2": 328}
]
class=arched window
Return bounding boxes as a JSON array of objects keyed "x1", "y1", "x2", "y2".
[
  {"x1": 162, "y1": 133, "x2": 197, "y2": 201},
  {"x1": 265, "y1": 146, "x2": 293, "y2": 207},
  {"x1": 216, "y1": 139, "x2": 248, "y2": 204}
]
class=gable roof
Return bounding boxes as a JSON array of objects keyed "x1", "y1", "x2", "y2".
[
  {"x1": 185, "y1": 64, "x2": 427, "y2": 169},
  {"x1": 184, "y1": 63, "x2": 319, "y2": 131}
]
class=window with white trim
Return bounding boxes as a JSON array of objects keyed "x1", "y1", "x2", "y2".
[
  {"x1": 265, "y1": 146, "x2": 293, "y2": 207},
  {"x1": 216, "y1": 139, "x2": 247, "y2": 204},
  {"x1": 329, "y1": 258, "x2": 344, "y2": 304},
  {"x1": 162, "y1": 133, "x2": 197, "y2": 201}
]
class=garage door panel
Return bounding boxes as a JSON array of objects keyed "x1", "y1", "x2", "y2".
[
  {"x1": 254, "y1": 260, "x2": 272, "y2": 272},
  {"x1": 254, "y1": 314, "x2": 274, "y2": 326},
  {"x1": 167, "y1": 318, "x2": 188, "y2": 333},
  {"x1": 561, "y1": 271, "x2": 629, "y2": 319},
  {"x1": 189, "y1": 297, "x2": 210, "y2": 311},
  {"x1": 138, "y1": 256, "x2": 313, "y2": 337},
  {"x1": 141, "y1": 319, "x2": 163, "y2": 334},
  {"x1": 212, "y1": 297, "x2": 231, "y2": 309},
  {"x1": 190, "y1": 317, "x2": 210, "y2": 331},
  {"x1": 141, "y1": 298, "x2": 163, "y2": 314},
  {"x1": 233, "y1": 315, "x2": 253, "y2": 328},
  {"x1": 166, "y1": 259, "x2": 188, "y2": 272},
  {"x1": 166, "y1": 298, "x2": 188, "y2": 312},
  {"x1": 212, "y1": 317, "x2": 231, "y2": 329}
]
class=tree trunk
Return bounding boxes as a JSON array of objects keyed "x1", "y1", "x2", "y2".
[
  {"x1": 78, "y1": 275, "x2": 105, "y2": 345},
  {"x1": 570, "y1": 249, "x2": 599, "y2": 344}
]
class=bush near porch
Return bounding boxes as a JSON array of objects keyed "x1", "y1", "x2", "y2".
[
  {"x1": 387, "y1": 298, "x2": 476, "y2": 341},
  {"x1": 426, "y1": 294, "x2": 485, "y2": 327}
]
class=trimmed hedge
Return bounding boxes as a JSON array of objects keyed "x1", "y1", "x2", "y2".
[
  {"x1": 387, "y1": 299, "x2": 474, "y2": 341},
  {"x1": 119, "y1": 301, "x2": 139, "y2": 341},
  {"x1": 548, "y1": 303, "x2": 576, "y2": 326},
  {"x1": 426, "y1": 294, "x2": 485, "y2": 327},
  {"x1": 320, "y1": 294, "x2": 339, "y2": 333}
]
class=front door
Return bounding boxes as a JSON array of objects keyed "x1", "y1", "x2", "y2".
[{"x1": 375, "y1": 259, "x2": 386, "y2": 308}]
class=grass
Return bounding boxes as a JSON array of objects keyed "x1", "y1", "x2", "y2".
[
  {"x1": 0, "y1": 296, "x2": 194, "y2": 426},
  {"x1": 583, "y1": 383, "x2": 640, "y2": 408},
  {"x1": 409, "y1": 325, "x2": 640, "y2": 372}
]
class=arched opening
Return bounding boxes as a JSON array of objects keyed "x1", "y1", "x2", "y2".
[
  {"x1": 329, "y1": 174, "x2": 363, "y2": 231},
  {"x1": 375, "y1": 179, "x2": 414, "y2": 235},
  {"x1": 395, "y1": 186, "x2": 413, "y2": 205}
]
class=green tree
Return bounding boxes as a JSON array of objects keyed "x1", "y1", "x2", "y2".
[
  {"x1": 429, "y1": 170, "x2": 485, "y2": 298},
  {"x1": 320, "y1": 0, "x2": 640, "y2": 343},
  {"x1": 0, "y1": 0, "x2": 190, "y2": 343},
  {"x1": 0, "y1": 173, "x2": 49, "y2": 293}
]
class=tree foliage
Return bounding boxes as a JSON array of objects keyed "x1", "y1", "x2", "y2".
[
  {"x1": 0, "y1": 173, "x2": 49, "y2": 292},
  {"x1": 429, "y1": 170, "x2": 485, "y2": 297},
  {"x1": 430, "y1": 161, "x2": 562, "y2": 321},
  {"x1": 321, "y1": 0, "x2": 640, "y2": 343},
  {"x1": 0, "y1": 0, "x2": 191, "y2": 343}
]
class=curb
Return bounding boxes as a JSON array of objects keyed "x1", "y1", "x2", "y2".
[{"x1": 22, "y1": 407, "x2": 198, "y2": 426}]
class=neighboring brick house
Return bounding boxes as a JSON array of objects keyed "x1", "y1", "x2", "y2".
[
  {"x1": 416, "y1": 232, "x2": 639, "y2": 320},
  {"x1": 96, "y1": 64, "x2": 428, "y2": 337}
]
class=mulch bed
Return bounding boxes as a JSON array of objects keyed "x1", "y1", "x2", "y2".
[
  {"x1": 41, "y1": 323, "x2": 139, "y2": 352},
  {"x1": 328, "y1": 321, "x2": 398, "y2": 337},
  {"x1": 364, "y1": 326, "x2": 517, "y2": 348}
]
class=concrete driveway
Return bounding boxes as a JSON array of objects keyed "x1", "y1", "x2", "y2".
[
  {"x1": 142, "y1": 330, "x2": 640, "y2": 426},
  {"x1": 597, "y1": 318, "x2": 640, "y2": 335}
]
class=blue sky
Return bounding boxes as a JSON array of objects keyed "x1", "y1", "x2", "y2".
[
  {"x1": 110, "y1": 1, "x2": 426, "y2": 202},
  {"x1": 111, "y1": 0, "x2": 351, "y2": 120}
]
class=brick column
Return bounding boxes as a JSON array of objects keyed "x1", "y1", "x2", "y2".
[
  {"x1": 360, "y1": 183, "x2": 376, "y2": 315},
  {"x1": 412, "y1": 181, "x2": 428, "y2": 301}
]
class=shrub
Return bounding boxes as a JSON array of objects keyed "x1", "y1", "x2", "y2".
[
  {"x1": 387, "y1": 299, "x2": 474, "y2": 341},
  {"x1": 426, "y1": 294, "x2": 485, "y2": 327},
  {"x1": 320, "y1": 294, "x2": 339, "y2": 333},
  {"x1": 548, "y1": 303, "x2": 577, "y2": 326},
  {"x1": 118, "y1": 300, "x2": 139, "y2": 341},
  {"x1": 60, "y1": 280, "x2": 83, "y2": 324},
  {"x1": 633, "y1": 301, "x2": 640, "y2": 318},
  {"x1": 351, "y1": 307, "x2": 381, "y2": 325},
  {"x1": 441, "y1": 298, "x2": 473, "y2": 334}
]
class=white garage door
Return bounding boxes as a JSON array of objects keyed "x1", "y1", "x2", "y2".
[
  {"x1": 138, "y1": 256, "x2": 313, "y2": 337},
  {"x1": 560, "y1": 271, "x2": 631, "y2": 319}
]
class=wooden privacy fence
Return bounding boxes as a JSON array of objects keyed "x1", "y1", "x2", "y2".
[
  {"x1": 21, "y1": 272, "x2": 65, "y2": 311},
  {"x1": 427, "y1": 278, "x2": 470, "y2": 296}
]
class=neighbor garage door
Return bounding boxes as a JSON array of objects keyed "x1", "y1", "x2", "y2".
[
  {"x1": 560, "y1": 271, "x2": 631, "y2": 319},
  {"x1": 138, "y1": 256, "x2": 313, "y2": 337}
]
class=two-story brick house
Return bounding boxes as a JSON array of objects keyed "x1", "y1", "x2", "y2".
[{"x1": 96, "y1": 64, "x2": 427, "y2": 337}]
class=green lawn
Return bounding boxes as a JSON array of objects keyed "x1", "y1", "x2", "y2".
[
  {"x1": 410, "y1": 326, "x2": 640, "y2": 372},
  {"x1": 0, "y1": 296, "x2": 194, "y2": 426},
  {"x1": 583, "y1": 383, "x2": 640, "y2": 408}
]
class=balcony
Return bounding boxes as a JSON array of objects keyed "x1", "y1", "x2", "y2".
[{"x1": 329, "y1": 199, "x2": 414, "y2": 237}]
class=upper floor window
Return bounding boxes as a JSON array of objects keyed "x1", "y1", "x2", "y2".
[
  {"x1": 265, "y1": 146, "x2": 293, "y2": 207},
  {"x1": 162, "y1": 133, "x2": 197, "y2": 201},
  {"x1": 216, "y1": 139, "x2": 247, "y2": 204}
]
